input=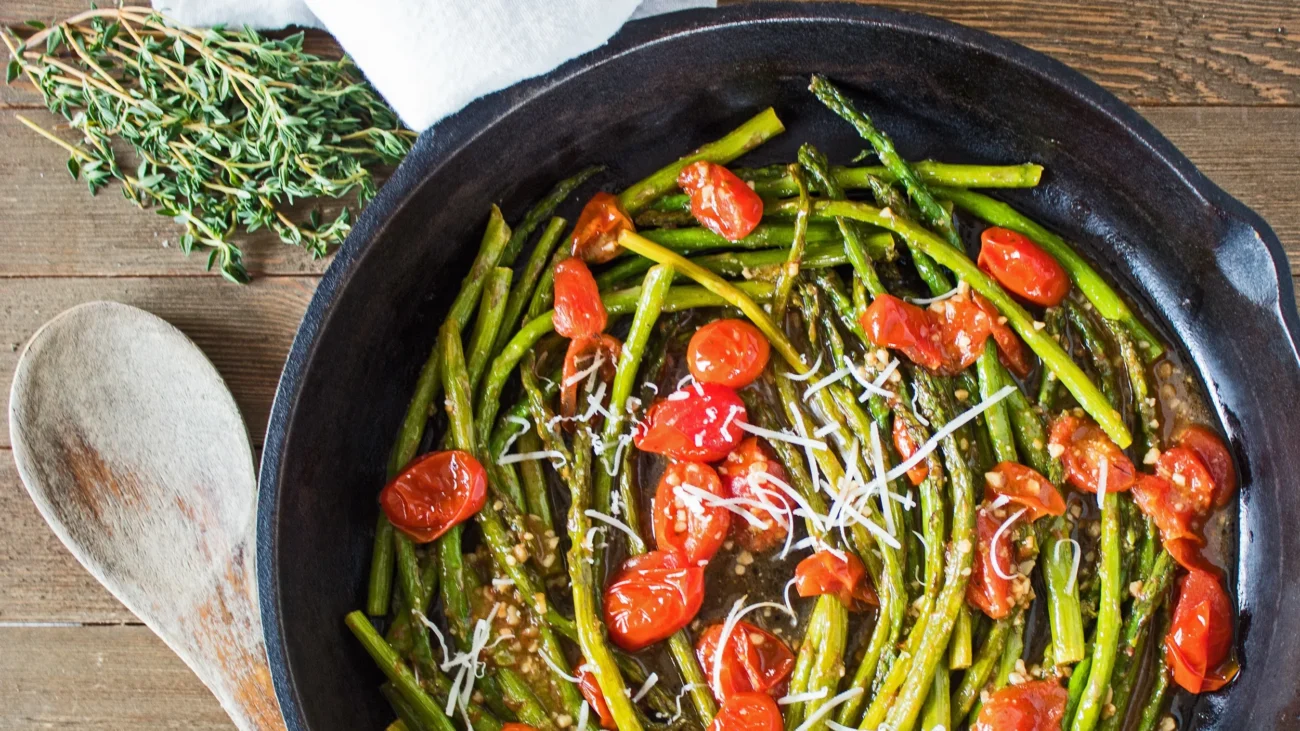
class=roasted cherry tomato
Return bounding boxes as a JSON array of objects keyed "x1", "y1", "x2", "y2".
[
  {"x1": 977, "y1": 227, "x2": 1070, "y2": 307},
  {"x1": 1156, "y1": 446, "x2": 1217, "y2": 515},
  {"x1": 571, "y1": 192, "x2": 634, "y2": 264},
  {"x1": 972, "y1": 679, "x2": 1068, "y2": 731},
  {"x1": 985, "y1": 462, "x2": 1066, "y2": 521},
  {"x1": 695, "y1": 621, "x2": 795, "y2": 702},
  {"x1": 561, "y1": 334, "x2": 621, "y2": 420},
  {"x1": 677, "y1": 161, "x2": 765, "y2": 242},
  {"x1": 973, "y1": 291, "x2": 1032, "y2": 377},
  {"x1": 1174, "y1": 424, "x2": 1237, "y2": 509},
  {"x1": 635, "y1": 382, "x2": 748, "y2": 462},
  {"x1": 718, "y1": 437, "x2": 793, "y2": 553},
  {"x1": 706, "y1": 692, "x2": 784, "y2": 731},
  {"x1": 1165, "y1": 536, "x2": 1220, "y2": 575},
  {"x1": 688, "y1": 318, "x2": 771, "y2": 388},
  {"x1": 380, "y1": 450, "x2": 487, "y2": 543},
  {"x1": 604, "y1": 550, "x2": 705, "y2": 651},
  {"x1": 553, "y1": 257, "x2": 607, "y2": 339},
  {"x1": 575, "y1": 661, "x2": 615, "y2": 730},
  {"x1": 794, "y1": 551, "x2": 879, "y2": 610},
  {"x1": 929, "y1": 293, "x2": 998, "y2": 373},
  {"x1": 967, "y1": 504, "x2": 1019, "y2": 619},
  {"x1": 892, "y1": 416, "x2": 930, "y2": 486},
  {"x1": 500, "y1": 725, "x2": 539, "y2": 731},
  {"x1": 1131, "y1": 473, "x2": 1202, "y2": 544},
  {"x1": 1165, "y1": 569, "x2": 1237, "y2": 694},
  {"x1": 654, "y1": 461, "x2": 732, "y2": 565},
  {"x1": 862, "y1": 294, "x2": 944, "y2": 371},
  {"x1": 1049, "y1": 414, "x2": 1136, "y2": 495}
]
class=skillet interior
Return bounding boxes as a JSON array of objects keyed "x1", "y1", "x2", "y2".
[{"x1": 257, "y1": 3, "x2": 1300, "y2": 728}]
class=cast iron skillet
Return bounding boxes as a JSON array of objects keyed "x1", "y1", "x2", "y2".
[{"x1": 257, "y1": 3, "x2": 1300, "y2": 729}]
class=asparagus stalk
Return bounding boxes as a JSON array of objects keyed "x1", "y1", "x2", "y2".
[
  {"x1": 346, "y1": 611, "x2": 457, "y2": 731},
  {"x1": 494, "y1": 216, "x2": 567, "y2": 356},
  {"x1": 976, "y1": 339, "x2": 1019, "y2": 464},
  {"x1": 499, "y1": 166, "x2": 602, "y2": 266},
  {"x1": 951, "y1": 617, "x2": 1012, "y2": 717},
  {"x1": 772, "y1": 164, "x2": 812, "y2": 320},
  {"x1": 919, "y1": 665, "x2": 952, "y2": 731},
  {"x1": 1042, "y1": 517, "x2": 1087, "y2": 665},
  {"x1": 1070, "y1": 493, "x2": 1123, "y2": 731},
  {"x1": 618, "y1": 107, "x2": 785, "y2": 214},
  {"x1": 640, "y1": 221, "x2": 846, "y2": 253}
]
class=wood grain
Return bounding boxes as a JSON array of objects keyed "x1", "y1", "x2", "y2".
[
  {"x1": 0, "y1": 625, "x2": 233, "y2": 730},
  {"x1": 3, "y1": 0, "x2": 1299, "y2": 108},
  {"x1": 0, "y1": 277, "x2": 316, "y2": 450}
]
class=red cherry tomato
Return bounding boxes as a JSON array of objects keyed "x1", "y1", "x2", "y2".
[
  {"x1": 687, "y1": 319, "x2": 771, "y2": 388},
  {"x1": 794, "y1": 551, "x2": 879, "y2": 609},
  {"x1": 553, "y1": 258, "x2": 607, "y2": 339},
  {"x1": 634, "y1": 383, "x2": 748, "y2": 462},
  {"x1": 561, "y1": 334, "x2": 621, "y2": 421},
  {"x1": 929, "y1": 294, "x2": 998, "y2": 374},
  {"x1": 706, "y1": 692, "x2": 784, "y2": 731},
  {"x1": 575, "y1": 661, "x2": 616, "y2": 730},
  {"x1": 501, "y1": 725, "x2": 539, "y2": 731},
  {"x1": 718, "y1": 437, "x2": 793, "y2": 553},
  {"x1": 1130, "y1": 473, "x2": 1202, "y2": 545},
  {"x1": 603, "y1": 550, "x2": 705, "y2": 651},
  {"x1": 985, "y1": 462, "x2": 1066, "y2": 521},
  {"x1": 677, "y1": 161, "x2": 765, "y2": 242},
  {"x1": 654, "y1": 461, "x2": 732, "y2": 565},
  {"x1": 861, "y1": 294, "x2": 944, "y2": 371},
  {"x1": 1165, "y1": 569, "x2": 1237, "y2": 694},
  {"x1": 695, "y1": 621, "x2": 795, "y2": 702},
  {"x1": 571, "y1": 192, "x2": 634, "y2": 264},
  {"x1": 1174, "y1": 424, "x2": 1237, "y2": 509},
  {"x1": 972, "y1": 679, "x2": 1068, "y2": 731},
  {"x1": 977, "y1": 227, "x2": 1070, "y2": 307},
  {"x1": 892, "y1": 416, "x2": 929, "y2": 486},
  {"x1": 1156, "y1": 447, "x2": 1217, "y2": 515},
  {"x1": 380, "y1": 450, "x2": 487, "y2": 543},
  {"x1": 1164, "y1": 536, "x2": 1220, "y2": 575},
  {"x1": 967, "y1": 504, "x2": 1019, "y2": 620},
  {"x1": 1049, "y1": 414, "x2": 1137, "y2": 495},
  {"x1": 972, "y1": 291, "x2": 1032, "y2": 377}
]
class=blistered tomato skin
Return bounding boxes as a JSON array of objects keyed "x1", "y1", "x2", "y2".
[
  {"x1": 575, "y1": 661, "x2": 616, "y2": 730},
  {"x1": 977, "y1": 226, "x2": 1071, "y2": 307},
  {"x1": 571, "y1": 192, "x2": 635, "y2": 264},
  {"x1": 688, "y1": 318, "x2": 771, "y2": 388},
  {"x1": 380, "y1": 450, "x2": 488, "y2": 543},
  {"x1": 718, "y1": 437, "x2": 792, "y2": 553},
  {"x1": 654, "y1": 461, "x2": 731, "y2": 565},
  {"x1": 603, "y1": 550, "x2": 705, "y2": 651},
  {"x1": 861, "y1": 294, "x2": 944, "y2": 371},
  {"x1": 794, "y1": 551, "x2": 879, "y2": 609},
  {"x1": 695, "y1": 621, "x2": 795, "y2": 702},
  {"x1": 552, "y1": 257, "x2": 607, "y2": 339},
  {"x1": 967, "y1": 504, "x2": 1018, "y2": 620},
  {"x1": 677, "y1": 161, "x2": 765, "y2": 242},
  {"x1": 892, "y1": 416, "x2": 929, "y2": 486},
  {"x1": 985, "y1": 462, "x2": 1066, "y2": 521},
  {"x1": 561, "y1": 334, "x2": 621, "y2": 420},
  {"x1": 972, "y1": 680, "x2": 1068, "y2": 731},
  {"x1": 862, "y1": 291, "x2": 1029, "y2": 376},
  {"x1": 1156, "y1": 446, "x2": 1218, "y2": 515},
  {"x1": 634, "y1": 382, "x2": 748, "y2": 462},
  {"x1": 1173, "y1": 424, "x2": 1237, "y2": 508},
  {"x1": 1165, "y1": 569, "x2": 1237, "y2": 693},
  {"x1": 1049, "y1": 414, "x2": 1137, "y2": 495},
  {"x1": 707, "y1": 693, "x2": 784, "y2": 731}
]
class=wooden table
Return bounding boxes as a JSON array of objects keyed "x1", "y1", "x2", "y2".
[{"x1": 1, "y1": 0, "x2": 1296, "y2": 727}]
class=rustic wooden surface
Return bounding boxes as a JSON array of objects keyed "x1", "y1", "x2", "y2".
[{"x1": 0, "y1": 0, "x2": 1296, "y2": 728}]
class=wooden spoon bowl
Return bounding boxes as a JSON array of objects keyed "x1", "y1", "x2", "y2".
[{"x1": 8, "y1": 301, "x2": 284, "y2": 731}]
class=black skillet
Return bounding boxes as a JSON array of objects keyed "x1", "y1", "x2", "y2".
[{"x1": 256, "y1": 3, "x2": 1300, "y2": 728}]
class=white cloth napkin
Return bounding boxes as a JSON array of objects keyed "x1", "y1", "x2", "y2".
[{"x1": 152, "y1": 0, "x2": 715, "y2": 131}]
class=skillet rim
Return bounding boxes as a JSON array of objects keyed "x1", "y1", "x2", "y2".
[{"x1": 256, "y1": 3, "x2": 1300, "y2": 729}]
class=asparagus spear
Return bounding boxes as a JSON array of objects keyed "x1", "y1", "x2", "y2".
[
  {"x1": 499, "y1": 166, "x2": 603, "y2": 266},
  {"x1": 494, "y1": 216, "x2": 567, "y2": 356},
  {"x1": 619, "y1": 107, "x2": 785, "y2": 214},
  {"x1": 346, "y1": 612, "x2": 458, "y2": 731},
  {"x1": 1070, "y1": 492, "x2": 1123, "y2": 731}
]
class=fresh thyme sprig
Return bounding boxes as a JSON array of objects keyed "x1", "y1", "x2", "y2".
[{"x1": 3, "y1": 7, "x2": 415, "y2": 282}]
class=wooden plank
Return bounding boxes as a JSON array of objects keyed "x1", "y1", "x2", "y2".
[
  {"x1": 3, "y1": 1, "x2": 1299, "y2": 108},
  {"x1": 0, "y1": 448, "x2": 133, "y2": 623},
  {"x1": 0, "y1": 625, "x2": 233, "y2": 730},
  {"x1": 0, "y1": 277, "x2": 316, "y2": 450}
]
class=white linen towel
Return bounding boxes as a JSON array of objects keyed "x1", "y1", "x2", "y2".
[{"x1": 152, "y1": 0, "x2": 716, "y2": 131}]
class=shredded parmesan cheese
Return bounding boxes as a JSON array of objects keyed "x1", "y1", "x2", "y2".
[
  {"x1": 779, "y1": 688, "x2": 829, "y2": 705},
  {"x1": 585, "y1": 509, "x2": 643, "y2": 545},
  {"x1": 712, "y1": 597, "x2": 797, "y2": 694},
  {"x1": 792, "y1": 688, "x2": 864, "y2": 731},
  {"x1": 1097, "y1": 457, "x2": 1109, "y2": 510},
  {"x1": 885, "y1": 385, "x2": 1016, "y2": 482},
  {"x1": 1058, "y1": 538, "x2": 1082, "y2": 594},
  {"x1": 803, "y1": 366, "x2": 853, "y2": 400},
  {"x1": 497, "y1": 450, "x2": 567, "y2": 467},
  {"x1": 781, "y1": 353, "x2": 823, "y2": 381},
  {"x1": 991, "y1": 508, "x2": 1029, "y2": 580},
  {"x1": 632, "y1": 673, "x2": 659, "y2": 703}
]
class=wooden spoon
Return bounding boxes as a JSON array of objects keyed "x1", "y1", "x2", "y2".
[{"x1": 8, "y1": 301, "x2": 285, "y2": 731}]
